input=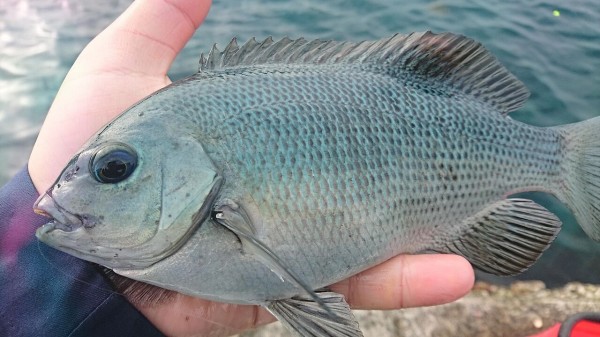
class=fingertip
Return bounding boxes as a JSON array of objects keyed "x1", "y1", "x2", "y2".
[
  {"x1": 331, "y1": 254, "x2": 474, "y2": 310},
  {"x1": 451, "y1": 255, "x2": 476, "y2": 292},
  {"x1": 400, "y1": 254, "x2": 474, "y2": 308},
  {"x1": 418, "y1": 254, "x2": 475, "y2": 305},
  {"x1": 90, "y1": 0, "x2": 212, "y2": 75},
  {"x1": 162, "y1": 0, "x2": 213, "y2": 29},
  {"x1": 116, "y1": 0, "x2": 212, "y2": 34}
]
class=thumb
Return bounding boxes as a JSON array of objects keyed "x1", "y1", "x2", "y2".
[{"x1": 74, "y1": 0, "x2": 211, "y2": 78}]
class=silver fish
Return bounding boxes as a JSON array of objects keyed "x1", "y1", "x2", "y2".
[{"x1": 34, "y1": 32, "x2": 600, "y2": 337}]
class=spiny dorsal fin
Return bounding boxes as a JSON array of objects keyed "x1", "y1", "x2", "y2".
[
  {"x1": 199, "y1": 32, "x2": 530, "y2": 114},
  {"x1": 220, "y1": 37, "x2": 240, "y2": 65}
]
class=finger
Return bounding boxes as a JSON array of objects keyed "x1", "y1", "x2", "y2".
[
  {"x1": 78, "y1": 0, "x2": 212, "y2": 78},
  {"x1": 135, "y1": 294, "x2": 275, "y2": 337},
  {"x1": 330, "y1": 254, "x2": 474, "y2": 310},
  {"x1": 137, "y1": 255, "x2": 472, "y2": 336}
]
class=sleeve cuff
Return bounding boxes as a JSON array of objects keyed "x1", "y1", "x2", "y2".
[{"x1": 0, "y1": 166, "x2": 164, "y2": 337}]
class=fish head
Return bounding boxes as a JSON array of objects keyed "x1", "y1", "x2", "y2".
[{"x1": 34, "y1": 110, "x2": 220, "y2": 270}]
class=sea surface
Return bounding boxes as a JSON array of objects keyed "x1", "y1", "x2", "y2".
[{"x1": 0, "y1": 0, "x2": 599, "y2": 285}]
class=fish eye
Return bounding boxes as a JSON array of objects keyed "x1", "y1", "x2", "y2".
[{"x1": 90, "y1": 143, "x2": 138, "y2": 184}]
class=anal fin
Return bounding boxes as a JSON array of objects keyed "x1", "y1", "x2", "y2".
[
  {"x1": 434, "y1": 198, "x2": 562, "y2": 275},
  {"x1": 266, "y1": 290, "x2": 363, "y2": 337}
]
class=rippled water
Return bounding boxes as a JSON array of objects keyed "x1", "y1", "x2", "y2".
[{"x1": 1, "y1": 0, "x2": 599, "y2": 284}]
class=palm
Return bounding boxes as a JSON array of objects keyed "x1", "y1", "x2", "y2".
[
  {"x1": 27, "y1": 1, "x2": 473, "y2": 336},
  {"x1": 29, "y1": 31, "x2": 172, "y2": 192}
]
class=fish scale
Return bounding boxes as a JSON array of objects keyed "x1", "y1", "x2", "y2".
[
  {"x1": 172, "y1": 66, "x2": 561, "y2": 285},
  {"x1": 35, "y1": 32, "x2": 600, "y2": 337}
]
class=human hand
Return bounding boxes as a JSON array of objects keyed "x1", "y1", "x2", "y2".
[{"x1": 27, "y1": 0, "x2": 474, "y2": 336}]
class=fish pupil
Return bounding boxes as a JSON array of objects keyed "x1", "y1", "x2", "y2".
[{"x1": 102, "y1": 160, "x2": 127, "y2": 178}]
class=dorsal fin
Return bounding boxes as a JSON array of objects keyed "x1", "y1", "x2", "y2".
[{"x1": 199, "y1": 32, "x2": 530, "y2": 114}]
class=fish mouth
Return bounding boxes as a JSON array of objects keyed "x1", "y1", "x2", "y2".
[
  {"x1": 34, "y1": 192, "x2": 83, "y2": 233},
  {"x1": 33, "y1": 193, "x2": 113, "y2": 267}
]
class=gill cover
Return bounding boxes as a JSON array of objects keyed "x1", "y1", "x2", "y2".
[{"x1": 36, "y1": 134, "x2": 221, "y2": 270}]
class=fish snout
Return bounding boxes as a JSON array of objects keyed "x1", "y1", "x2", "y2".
[{"x1": 34, "y1": 192, "x2": 83, "y2": 231}]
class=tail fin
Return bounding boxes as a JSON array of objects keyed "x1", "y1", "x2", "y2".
[{"x1": 556, "y1": 116, "x2": 600, "y2": 241}]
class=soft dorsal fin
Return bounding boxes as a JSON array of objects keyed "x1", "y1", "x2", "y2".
[{"x1": 199, "y1": 32, "x2": 530, "y2": 114}]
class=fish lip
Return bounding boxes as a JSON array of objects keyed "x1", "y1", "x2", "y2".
[{"x1": 34, "y1": 192, "x2": 83, "y2": 232}]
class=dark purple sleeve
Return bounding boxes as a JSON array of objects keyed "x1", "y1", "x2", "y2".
[{"x1": 0, "y1": 167, "x2": 165, "y2": 337}]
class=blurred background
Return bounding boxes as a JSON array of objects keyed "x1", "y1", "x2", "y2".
[{"x1": 1, "y1": 0, "x2": 599, "y2": 286}]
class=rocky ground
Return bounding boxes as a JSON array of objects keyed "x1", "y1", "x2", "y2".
[{"x1": 238, "y1": 281, "x2": 600, "y2": 337}]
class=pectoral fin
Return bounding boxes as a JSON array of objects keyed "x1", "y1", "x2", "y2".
[
  {"x1": 212, "y1": 200, "x2": 336, "y2": 318},
  {"x1": 266, "y1": 290, "x2": 363, "y2": 337},
  {"x1": 434, "y1": 198, "x2": 562, "y2": 275}
]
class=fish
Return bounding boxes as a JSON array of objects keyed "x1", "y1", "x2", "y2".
[{"x1": 34, "y1": 32, "x2": 600, "y2": 337}]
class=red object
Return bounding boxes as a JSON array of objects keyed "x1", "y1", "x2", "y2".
[
  {"x1": 572, "y1": 320, "x2": 600, "y2": 337},
  {"x1": 529, "y1": 320, "x2": 600, "y2": 337}
]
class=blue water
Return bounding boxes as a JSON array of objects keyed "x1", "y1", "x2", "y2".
[{"x1": 1, "y1": 0, "x2": 599, "y2": 285}]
